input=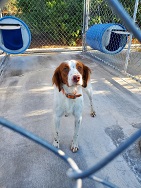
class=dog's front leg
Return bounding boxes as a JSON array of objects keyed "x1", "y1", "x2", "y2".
[
  {"x1": 85, "y1": 83, "x2": 96, "y2": 117},
  {"x1": 71, "y1": 116, "x2": 82, "y2": 153},
  {"x1": 53, "y1": 115, "x2": 61, "y2": 148}
]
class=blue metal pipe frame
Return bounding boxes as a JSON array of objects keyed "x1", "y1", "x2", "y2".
[
  {"x1": 0, "y1": 118, "x2": 141, "y2": 187},
  {"x1": 105, "y1": 0, "x2": 141, "y2": 42},
  {"x1": 1, "y1": 0, "x2": 141, "y2": 187}
]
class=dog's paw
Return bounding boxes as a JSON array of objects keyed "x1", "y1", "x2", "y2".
[
  {"x1": 91, "y1": 111, "x2": 96, "y2": 117},
  {"x1": 53, "y1": 139, "x2": 60, "y2": 148},
  {"x1": 71, "y1": 147, "x2": 79, "y2": 153},
  {"x1": 71, "y1": 142, "x2": 79, "y2": 153}
]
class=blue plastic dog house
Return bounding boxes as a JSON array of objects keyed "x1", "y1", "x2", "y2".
[
  {"x1": 86, "y1": 23, "x2": 128, "y2": 54},
  {"x1": 0, "y1": 16, "x2": 31, "y2": 54}
]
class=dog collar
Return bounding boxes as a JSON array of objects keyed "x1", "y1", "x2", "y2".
[{"x1": 61, "y1": 88, "x2": 82, "y2": 99}]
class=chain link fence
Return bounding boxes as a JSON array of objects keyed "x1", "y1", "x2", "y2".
[
  {"x1": 2, "y1": 0, "x2": 83, "y2": 49},
  {"x1": 83, "y1": 0, "x2": 141, "y2": 83},
  {"x1": 1, "y1": 0, "x2": 141, "y2": 83}
]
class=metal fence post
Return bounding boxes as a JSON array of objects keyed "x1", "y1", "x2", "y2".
[
  {"x1": 124, "y1": 0, "x2": 139, "y2": 72},
  {"x1": 82, "y1": 0, "x2": 90, "y2": 52},
  {"x1": 0, "y1": 8, "x2": 2, "y2": 18}
]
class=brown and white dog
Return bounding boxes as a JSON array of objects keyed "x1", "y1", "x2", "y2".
[{"x1": 52, "y1": 60, "x2": 96, "y2": 152}]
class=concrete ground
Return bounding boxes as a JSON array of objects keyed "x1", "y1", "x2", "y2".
[{"x1": 0, "y1": 52, "x2": 141, "y2": 188}]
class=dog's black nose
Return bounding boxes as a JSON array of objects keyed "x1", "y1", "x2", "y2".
[{"x1": 73, "y1": 75, "x2": 80, "y2": 83}]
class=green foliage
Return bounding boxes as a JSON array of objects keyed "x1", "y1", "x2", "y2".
[
  {"x1": 4, "y1": 0, "x2": 141, "y2": 46},
  {"x1": 89, "y1": 0, "x2": 141, "y2": 26},
  {"x1": 12, "y1": 0, "x2": 83, "y2": 46}
]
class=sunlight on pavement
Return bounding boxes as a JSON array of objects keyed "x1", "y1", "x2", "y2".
[{"x1": 25, "y1": 109, "x2": 52, "y2": 117}]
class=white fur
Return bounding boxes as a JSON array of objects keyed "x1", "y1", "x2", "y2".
[
  {"x1": 67, "y1": 60, "x2": 83, "y2": 86},
  {"x1": 53, "y1": 60, "x2": 96, "y2": 152}
]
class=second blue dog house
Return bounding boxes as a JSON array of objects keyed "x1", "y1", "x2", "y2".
[{"x1": 86, "y1": 23, "x2": 128, "y2": 54}]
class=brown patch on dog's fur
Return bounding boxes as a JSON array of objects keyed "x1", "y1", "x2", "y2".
[{"x1": 52, "y1": 62, "x2": 70, "y2": 91}]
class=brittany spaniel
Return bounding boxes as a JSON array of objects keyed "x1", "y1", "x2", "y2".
[{"x1": 52, "y1": 60, "x2": 96, "y2": 152}]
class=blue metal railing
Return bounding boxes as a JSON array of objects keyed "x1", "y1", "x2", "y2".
[
  {"x1": 1, "y1": 0, "x2": 141, "y2": 187},
  {"x1": 105, "y1": 0, "x2": 141, "y2": 42},
  {"x1": 0, "y1": 118, "x2": 141, "y2": 188}
]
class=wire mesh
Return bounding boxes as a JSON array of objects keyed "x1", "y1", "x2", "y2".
[
  {"x1": 0, "y1": 1, "x2": 141, "y2": 187},
  {"x1": 84, "y1": 0, "x2": 141, "y2": 83},
  {"x1": 1, "y1": 0, "x2": 141, "y2": 82},
  {"x1": 2, "y1": 0, "x2": 83, "y2": 49}
]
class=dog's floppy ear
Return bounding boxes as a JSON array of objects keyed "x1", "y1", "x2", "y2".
[
  {"x1": 82, "y1": 64, "x2": 91, "y2": 88},
  {"x1": 52, "y1": 66, "x2": 62, "y2": 92}
]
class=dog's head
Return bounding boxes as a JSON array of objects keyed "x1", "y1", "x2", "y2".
[{"x1": 52, "y1": 60, "x2": 91, "y2": 91}]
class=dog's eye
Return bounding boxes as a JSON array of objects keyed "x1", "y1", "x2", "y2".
[
  {"x1": 63, "y1": 67, "x2": 69, "y2": 72},
  {"x1": 77, "y1": 66, "x2": 82, "y2": 71}
]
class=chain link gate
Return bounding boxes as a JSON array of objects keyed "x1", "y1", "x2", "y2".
[
  {"x1": 83, "y1": 0, "x2": 141, "y2": 83},
  {"x1": 2, "y1": 0, "x2": 83, "y2": 49}
]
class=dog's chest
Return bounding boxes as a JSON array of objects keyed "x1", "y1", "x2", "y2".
[
  {"x1": 63, "y1": 97, "x2": 83, "y2": 115},
  {"x1": 54, "y1": 86, "x2": 83, "y2": 116}
]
